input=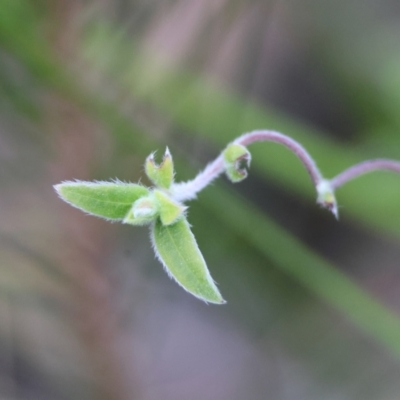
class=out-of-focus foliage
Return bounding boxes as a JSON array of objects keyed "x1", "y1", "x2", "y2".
[{"x1": 1, "y1": 1, "x2": 400, "y2": 399}]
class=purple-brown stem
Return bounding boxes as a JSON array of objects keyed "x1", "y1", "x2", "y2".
[
  {"x1": 235, "y1": 131, "x2": 323, "y2": 186},
  {"x1": 171, "y1": 131, "x2": 400, "y2": 219},
  {"x1": 330, "y1": 159, "x2": 400, "y2": 190},
  {"x1": 172, "y1": 130, "x2": 323, "y2": 202}
]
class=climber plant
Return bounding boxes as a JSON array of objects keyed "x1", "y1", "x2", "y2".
[{"x1": 54, "y1": 130, "x2": 400, "y2": 304}]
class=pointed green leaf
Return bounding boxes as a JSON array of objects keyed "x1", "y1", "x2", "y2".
[
  {"x1": 223, "y1": 143, "x2": 251, "y2": 183},
  {"x1": 54, "y1": 181, "x2": 149, "y2": 220},
  {"x1": 145, "y1": 147, "x2": 174, "y2": 188},
  {"x1": 152, "y1": 217, "x2": 225, "y2": 304},
  {"x1": 153, "y1": 189, "x2": 186, "y2": 226}
]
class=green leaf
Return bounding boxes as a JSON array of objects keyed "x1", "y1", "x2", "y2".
[
  {"x1": 223, "y1": 143, "x2": 251, "y2": 183},
  {"x1": 152, "y1": 217, "x2": 225, "y2": 304},
  {"x1": 145, "y1": 147, "x2": 174, "y2": 189},
  {"x1": 153, "y1": 189, "x2": 186, "y2": 226},
  {"x1": 54, "y1": 181, "x2": 149, "y2": 220}
]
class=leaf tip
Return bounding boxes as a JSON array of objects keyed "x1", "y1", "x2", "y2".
[
  {"x1": 53, "y1": 183, "x2": 61, "y2": 194},
  {"x1": 207, "y1": 297, "x2": 227, "y2": 305},
  {"x1": 53, "y1": 181, "x2": 70, "y2": 199}
]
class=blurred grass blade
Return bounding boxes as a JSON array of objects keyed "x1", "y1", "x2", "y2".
[{"x1": 202, "y1": 185, "x2": 400, "y2": 356}]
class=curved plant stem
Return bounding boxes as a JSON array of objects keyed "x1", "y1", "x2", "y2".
[
  {"x1": 172, "y1": 130, "x2": 323, "y2": 202},
  {"x1": 330, "y1": 159, "x2": 400, "y2": 189},
  {"x1": 171, "y1": 154, "x2": 225, "y2": 201},
  {"x1": 235, "y1": 131, "x2": 323, "y2": 185}
]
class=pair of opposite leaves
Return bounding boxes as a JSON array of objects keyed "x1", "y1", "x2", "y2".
[{"x1": 55, "y1": 144, "x2": 251, "y2": 304}]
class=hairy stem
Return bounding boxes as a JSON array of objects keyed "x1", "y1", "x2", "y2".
[
  {"x1": 330, "y1": 159, "x2": 400, "y2": 189},
  {"x1": 235, "y1": 131, "x2": 323, "y2": 185},
  {"x1": 172, "y1": 130, "x2": 323, "y2": 201}
]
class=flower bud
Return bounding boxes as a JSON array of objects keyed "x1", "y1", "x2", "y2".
[
  {"x1": 223, "y1": 143, "x2": 251, "y2": 183},
  {"x1": 123, "y1": 195, "x2": 158, "y2": 225},
  {"x1": 145, "y1": 147, "x2": 174, "y2": 189},
  {"x1": 317, "y1": 180, "x2": 339, "y2": 219}
]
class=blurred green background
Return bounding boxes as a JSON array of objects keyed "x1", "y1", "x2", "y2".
[{"x1": 1, "y1": 0, "x2": 400, "y2": 399}]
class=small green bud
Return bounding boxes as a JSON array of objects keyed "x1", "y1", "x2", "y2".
[
  {"x1": 154, "y1": 189, "x2": 186, "y2": 226},
  {"x1": 145, "y1": 147, "x2": 174, "y2": 189},
  {"x1": 123, "y1": 195, "x2": 158, "y2": 225},
  {"x1": 317, "y1": 180, "x2": 339, "y2": 219},
  {"x1": 223, "y1": 143, "x2": 251, "y2": 183}
]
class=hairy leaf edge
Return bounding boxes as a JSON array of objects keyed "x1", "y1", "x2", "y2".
[
  {"x1": 54, "y1": 180, "x2": 149, "y2": 222},
  {"x1": 150, "y1": 219, "x2": 226, "y2": 305}
]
